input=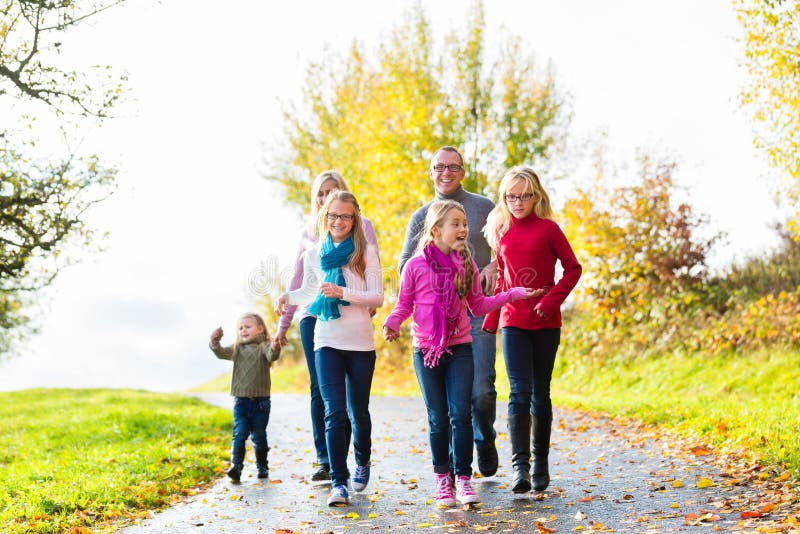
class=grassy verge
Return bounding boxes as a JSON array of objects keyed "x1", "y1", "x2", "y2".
[
  {"x1": 0, "y1": 388, "x2": 230, "y2": 533},
  {"x1": 551, "y1": 346, "x2": 800, "y2": 479},
  {"x1": 207, "y1": 345, "x2": 800, "y2": 481}
]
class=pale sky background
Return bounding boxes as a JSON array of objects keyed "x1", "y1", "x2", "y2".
[{"x1": 0, "y1": 0, "x2": 785, "y2": 391}]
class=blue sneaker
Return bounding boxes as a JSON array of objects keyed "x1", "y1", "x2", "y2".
[
  {"x1": 327, "y1": 484, "x2": 349, "y2": 506},
  {"x1": 352, "y1": 464, "x2": 370, "y2": 492}
]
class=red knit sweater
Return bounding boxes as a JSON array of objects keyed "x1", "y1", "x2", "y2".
[{"x1": 483, "y1": 213, "x2": 582, "y2": 332}]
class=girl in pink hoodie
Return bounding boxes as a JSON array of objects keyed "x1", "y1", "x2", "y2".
[{"x1": 383, "y1": 199, "x2": 537, "y2": 507}]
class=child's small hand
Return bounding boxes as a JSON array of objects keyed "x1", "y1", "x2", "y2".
[
  {"x1": 270, "y1": 338, "x2": 282, "y2": 353},
  {"x1": 526, "y1": 287, "x2": 546, "y2": 299},
  {"x1": 210, "y1": 327, "x2": 223, "y2": 347},
  {"x1": 274, "y1": 329, "x2": 289, "y2": 347},
  {"x1": 275, "y1": 293, "x2": 289, "y2": 316},
  {"x1": 383, "y1": 325, "x2": 399, "y2": 342}
]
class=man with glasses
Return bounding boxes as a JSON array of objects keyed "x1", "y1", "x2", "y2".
[{"x1": 398, "y1": 146, "x2": 500, "y2": 478}]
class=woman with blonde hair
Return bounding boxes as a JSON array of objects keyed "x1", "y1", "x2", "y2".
[
  {"x1": 483, "y1": 166, "x2": 582, "y2": 494},
  {"x1": 275, "y1": 171, "x2": 378, "y2": 483},
  {"x1": 277, "y1": 190, "x2": 383, "y2": 506}
]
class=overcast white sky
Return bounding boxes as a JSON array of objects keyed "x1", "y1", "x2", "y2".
[{"x1": 0, "y1": 0, "x2": 784, "y2": 391}]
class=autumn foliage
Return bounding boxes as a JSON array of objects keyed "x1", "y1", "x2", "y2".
[{"x1": 561, "y1": 154, "x2": 800, "y2": 362}]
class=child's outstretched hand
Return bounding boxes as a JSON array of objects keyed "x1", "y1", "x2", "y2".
[
  {"x1": 210, "y1": 327, "x2": 223, "y2": 347},
  {"x1": 510, "y1": 287, "x2": 547, "y2": 301},
  {"x1": 383, "y1": 325, "x2": 399, "y2": 342},
  {"x1": 525, "y1": 287, "x2": 547, "y2": 299}
]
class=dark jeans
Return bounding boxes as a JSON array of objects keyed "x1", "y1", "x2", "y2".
[
  {"x1": 502, "y1": 327, "x2": 561, "y2": 419},
  {"x1": 469, "y1": 313, "x2": 497, "y2": 449},
  {"x1": 300, "y1": 316, "x2": 329, "y2": 465},
  {"x1": 414, "y1": 343, "x2": 474, "y2": 476},
  {"x1": 232, "y1": 396, "x2": 271, "y2": 453},
  {"x1": 315, "y1": 346, "x2": 376, "y2": 486}
]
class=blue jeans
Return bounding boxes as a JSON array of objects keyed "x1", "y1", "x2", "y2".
[
  {"x1": 470, "y1": 313, "x2": 497, "y2": 449},
  {"x1": 315, "y1": 346, "x2": 376, "y2": 486},
  {"x1": 300, "y1": 316, "x2": 328, "y2": 465},
  {"x1": 232, "y1": 396, "x2": 271, "y2": 453},
  {"x1": 502, "y1": 327, "x2": 561, "y2": 419},
  {"x1": 414, "y1": 343, "x2": 474, "y2": 476}
]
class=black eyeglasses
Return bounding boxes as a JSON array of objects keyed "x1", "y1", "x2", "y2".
[
  {"x1": 326, "y1": 213, "x2": 354, "y2": 222},
  {"x1": 505, "y1": 193, "x2": 534, "y2": 203},
  {"x1": 432, "y1": 164, "x2": 463, "y2": 173}
]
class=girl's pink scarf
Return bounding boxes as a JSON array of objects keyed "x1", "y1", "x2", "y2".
[{"x1": 421, "y1": 243, "x2": 464, "y2": 368}]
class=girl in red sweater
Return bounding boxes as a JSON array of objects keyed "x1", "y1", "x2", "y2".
[{"x1": 482, "y1": 166, "x2": 582, "y2": 494}]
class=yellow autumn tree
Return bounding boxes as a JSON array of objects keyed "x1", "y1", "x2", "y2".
[
  {"x1": 735, "y1": 0, "x2": 800, "y2": 235},
  {"x1": 263, "y1": 2, "x2": 570, "y2": 375},
  {"x1": 562, "y1": 152, "x2": 720, "y2": 360}
]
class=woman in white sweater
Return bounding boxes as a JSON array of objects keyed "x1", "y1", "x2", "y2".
[{"x1": 276, "y1": 190, "x2": 383, "y2": 506}]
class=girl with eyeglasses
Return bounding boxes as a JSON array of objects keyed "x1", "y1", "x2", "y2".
[
  {"x1": 383, "y1": 200, "x2": 536, "y2": 507},
  {"x1": 275, "y1": 171, "x2": 379, "y2": 485},
  {"x1": 482, "y1": 166, "x2": 582, "y2": 494},
  {"x1": 276, "y1": 190, "x2": 383, "y2": 507}
]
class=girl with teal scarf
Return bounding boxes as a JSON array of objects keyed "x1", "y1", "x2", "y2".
[{"x1": 276, "y1": 190, "x2": 383, "y2": 507}]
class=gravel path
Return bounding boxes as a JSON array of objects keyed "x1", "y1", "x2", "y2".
[{"x1": 121, "y1": 393, "x2": 796, "y2": 533}]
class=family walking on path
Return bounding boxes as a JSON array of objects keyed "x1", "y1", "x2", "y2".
[
  {"x1": 208, "y1": 146, "x2": 582, "y2": 510},
  {"x1": 144, "y1": 145, "x2": 796, "y2": 532}
]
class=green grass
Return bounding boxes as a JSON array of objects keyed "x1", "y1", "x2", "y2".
[
  {"x1": 0, "y1": 388, "x2": 231, "y2": 533},
  {"x1": 551, "y1": 347, "x2": 800, "y2": 478}
]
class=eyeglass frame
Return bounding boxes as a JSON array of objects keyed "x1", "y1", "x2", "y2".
[
  {"x1": 326, "y1": 213, "x2": 355, "y2": 222},
  {"x1": 504, "y1": 193, "x2": 535, "y2": 203},
  {"x1": 431, "y1": 163, "x2": 464, "y2": 173}
]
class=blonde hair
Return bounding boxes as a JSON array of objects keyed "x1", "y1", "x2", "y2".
[
  {"x1": 414, "y1": 199, "x2": 475, "y2": 298},
  {"x1": 233, "y1": 312, "x2": 270, "y2": 359},
  {"x1": 308, "y1": 170, "x2": 350, "y2": 235},
  {"x1": 483, "y1": 166, "x2": 554, "y2": 249},
  {"x1": 318, "y1": 190, "x2": 368, "y2": 278}
]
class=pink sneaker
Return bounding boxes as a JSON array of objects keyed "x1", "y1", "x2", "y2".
[
  {"x1": 455, "y1": 475, "x2": 481, "y2": 505},
  {"x1": 434, "y1": 473, "x2": 456, "y2": 507}
]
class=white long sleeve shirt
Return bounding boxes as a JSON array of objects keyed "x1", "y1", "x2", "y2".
[{"x1": 288, "y1": 244, "x2": 383, "y2": 351}]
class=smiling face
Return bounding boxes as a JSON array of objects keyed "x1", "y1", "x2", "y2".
[
  {"x1": 429, "y1": 149, "x2": 465, "y2": 197},
  {"x1": 432, "y1": 206, "x2": 469, "y2": 254},
  {"x1": 505, "y1": 178, "x2": 536, "y2": 219},
  {"x1": 238, "y1": 316, "x2": 264, "y2": 342},
  {"x1": 325, "y1": 198, "x2": 356, "y2": 243}
]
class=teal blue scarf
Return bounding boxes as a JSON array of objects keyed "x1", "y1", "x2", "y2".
[{"x1": 308, "y1": 234, "x2": 354, "y2": 321}]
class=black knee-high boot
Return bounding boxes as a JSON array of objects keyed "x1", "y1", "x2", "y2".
[
  {"x1": 531, "y1": 414, "x2": 552, "y2": 491},
  {"x1": 508, "y1": 413, "x2": 532, "y2": 493}
]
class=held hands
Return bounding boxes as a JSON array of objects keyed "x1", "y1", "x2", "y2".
[
  {"x1": 274, "y1": 329, "x2": 289, "y2": 347},
  {"x1": 383, "y1": 325, "x2": 400, "y2": 342},
  {"x1": 270, "y1": 338, "x2": 282, "y2": 353},
  {"x1": 210, "y1": 327, "x2": 223, "y2": 348}
]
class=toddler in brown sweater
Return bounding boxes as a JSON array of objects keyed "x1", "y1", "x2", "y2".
[{"x1": 210, "y1": 312, "x2": 281, "y2": 481}]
